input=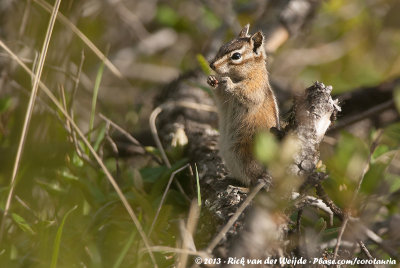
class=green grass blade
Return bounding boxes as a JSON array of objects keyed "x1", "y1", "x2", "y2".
[
  {"x1": 50, "y1": 205, "x2": 77, "y2": 268},
  {"x1": 195, "y1": 163, "x2": 201, "y2": 207},
  {"x1": 112, "y1": 230, "x2": 137, "y2": 268},
  {"x1": 88, "y1": 60, "x2": 105, "y2": 147}
]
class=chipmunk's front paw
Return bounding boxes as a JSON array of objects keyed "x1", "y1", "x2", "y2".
[
  {"x1": 220, "y1": 76, "x2": 234, "y2": 92},
  {"x1": 207, "y1": 75, "x2": 218, "y2": 88}
]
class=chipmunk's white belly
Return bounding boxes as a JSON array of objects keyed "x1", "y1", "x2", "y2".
[{"x1": 216, "y1": 99, "x2": 251, "y2": 185}]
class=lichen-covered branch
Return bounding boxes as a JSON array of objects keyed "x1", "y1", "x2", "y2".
[
  {"x1": 288, "y1": 82, "x2": 340, "y2": 176},
  {"x1": 226, "y1": 82, "x2": 340, "y2": 262}
]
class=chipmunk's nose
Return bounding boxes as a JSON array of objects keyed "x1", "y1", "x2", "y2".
[{"x1": 209, "y1": 62, "x2": 215, "y2": 70}]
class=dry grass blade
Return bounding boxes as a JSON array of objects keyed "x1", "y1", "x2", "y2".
[
  {"x1": 359, "y1": 221, "x2": 400, "y2": 259},
  {"x1": 194, "y1": 164, "x2": 201, "y2": 207},
  {"x1": 150, "y1": 105, "x2": 172, "y2": 168},
  {"x1": 99, "y1": 113, "x2": 162, "y2": 164},
  {"x1": 33, "y1": 0, "x2": 124, "y2": 79},
  {"x1": 0, "y1": 0, "x2": 62, "y2": 244},
  {"x1": 358, "y1": 240, "x2": 375, "y2": 262},
  {"x1": 333, "y1": 216, "x2": 349, "y2": 259},
  {"x1": 146, "y1": 246, "x2": 209, "y2": 259},
  {"x1": 0, "y1": 41, "x2": 158, "y2": 267},
  {"x1": 178, "y1": 200, "x2": 200, "y2": 268},
  {"x1": 18, "y1": 0, "x2": 31, "y2": 38},
  {"x1": 148, "y1": 163, "x2": 190, "y2": 236},
  {"x1": 205, "y1": 180, "x2": 266, "y2": 253},
  {"x1": 149, "y1": 105, "x2": 192, "y2": 202}
]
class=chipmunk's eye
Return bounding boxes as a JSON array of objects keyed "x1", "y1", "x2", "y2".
[{"x1": 231, "y1": 52, "x2": 241, "y2": 60}]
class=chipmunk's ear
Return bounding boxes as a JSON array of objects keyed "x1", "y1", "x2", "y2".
[
  {"x1": 237, "y1": 24, "x2": 250, "y2": 38},
  {"x1": 250, "y1": 31, "x2": 264, "y2": 54}
]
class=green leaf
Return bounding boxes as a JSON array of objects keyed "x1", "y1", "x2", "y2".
[
  {"x1": 149, "y1": 205, "x2": 174, "y2": 241},
  {"x1": 372, "y1": 144, "x2": 389, "y2": 160},
  {"x1": 130, "y1": 187, "x2": 153, "y2": 215},
  {"x1": 201, "y1": 7, "x2": 221, "y2": 30},
  {"x1": 314, "y1": 217, "x2": 327, "y2": 234},
  {"x1": 140, "y1": 166, "x2": 168, "y2": 183},
  {"x1": 72, "y1": 175, "x2": 106, "y2": 205},
  {"x1": 361, "y1": 162, "x2": 387, "y2": 194},
  {"x1": 149, "y1": 159, "x2": 189, "y2": 198},
  {"x1": 386, "y1": 173, "x2": 400, "y2": 194},
  {"x1": 144, "y1": 146, "x2": 162, "y2": 159},
  {"x1": 196, "y1": 54, "x2": 212, "y2": 76},
  {"x1": 390, "y1": 179, "x2": 400, "y2": 193},
  {"x1": 11, "y1": 213, "x2": 35, "y2": 235},
  {"x1": 10, "y1": 244, "x2": 17, "y2": 260},
  {"x1": 156, "y1": 5, "x2": 180, "y2": 27},
  {"x1": 254, "y1": 131, "x2": 278, "y2": 164},
  {"x1": 50, "y1": 205, "x2": 77, "y2": 268},
  {"x1": 72, "y1": 152, "x2": 84, "y2": 167},
  {"x1": 36, "y1": 179, "x2": 67, "y2": 194},
  {"x1": 60, "y1": 169, "x2": 79, "y2": 181},
  {"x1": 0, "y1": 97, "x2": 12, "y2": 113},
  {"x1": 384, "y1": 123, "x2": 400, "y2": 145},
  {"x1": 323, "y1": 227, "x2": 341, "y2": 236},
  {"x1": 144, "y1": 146, "x2": 158, "y2": 154},
  {"x1": 324, "y1": 132, "x2": 369, "y2": 206},
  {"x1": 83, "y1": 199, "x2": 91, "y2": 215}
]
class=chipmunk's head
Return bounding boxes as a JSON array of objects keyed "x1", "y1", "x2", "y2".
[{"x1": 209, "y1": 24, "x2": 266, "y2": 81}]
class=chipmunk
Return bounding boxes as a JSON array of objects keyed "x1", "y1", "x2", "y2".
[{"x1": 207, "y1": 24, "x2": 280, "y2": 186}]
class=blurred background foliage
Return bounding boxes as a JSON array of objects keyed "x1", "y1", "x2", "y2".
[{"x1": 0, "y1": 0, "x2": 399, "y2": 267}]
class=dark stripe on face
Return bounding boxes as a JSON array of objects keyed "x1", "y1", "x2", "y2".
[{"x1": 215, "y1": 38, "x2": 249, "y2": 60}]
